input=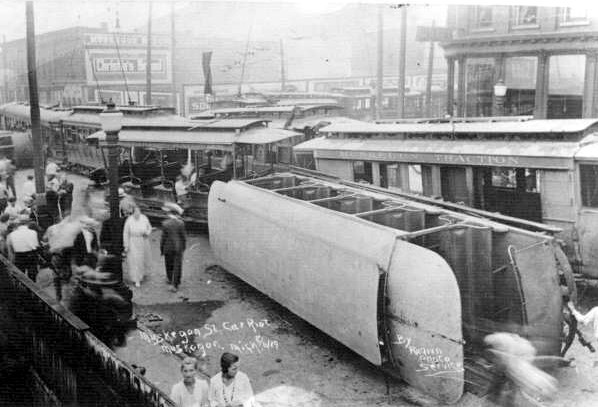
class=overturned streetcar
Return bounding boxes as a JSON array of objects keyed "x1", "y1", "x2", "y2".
[{"x1": 208, "y1": 171, "x2": 573, "y2": 404}]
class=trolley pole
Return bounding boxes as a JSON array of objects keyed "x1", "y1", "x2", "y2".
[
  {"x1": 2, "y1": 35, "x2": 8, "y2": 104},
  {"x1": 397, "y1": 5, "x2": 407, "y2": 119},
  {"x1": 25, "y1": 1, "x2": 45, "y2": 193},
  {"x1": 146, "y1": 1, "x2": 152, "y2": 105},
  {"x1": 170, "y1": 1, "x2": 177, "y2": 113},
  {"x1": 376, "y1": 5, "x2": 383, "y2": 120},
  {"x1": 280, "y1": 38, "x2": 286, "y2": 92},
  {"x1": 424, "y1": 21, "x2": 435, "y2": 118}
]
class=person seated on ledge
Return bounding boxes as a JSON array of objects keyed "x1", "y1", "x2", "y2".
[
  {"x1": 170, "y1": 357, "x2": 209, "y2": 407},
  {"x1": 209, "y1": 352, "x2": 256, "y2": 407}
]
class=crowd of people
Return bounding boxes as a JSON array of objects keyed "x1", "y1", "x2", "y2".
[
  {"x1": 171, "y1": 353, "x2": 258, "y2": 407},
  {"x1": 0, "y1": 157, "x2": 195, "y2": 346}
]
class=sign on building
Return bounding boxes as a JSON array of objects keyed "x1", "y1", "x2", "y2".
[{"x1": 84, "y1": 50, "x2": 171, "y2": 85}]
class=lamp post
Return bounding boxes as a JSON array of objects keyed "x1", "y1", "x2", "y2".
[
  {"x1": 99, "y1": 102, "x2": 123, "y2": 220},
  {"x1": 493, "y1": 79, "x2": 507, "y2": 116}
]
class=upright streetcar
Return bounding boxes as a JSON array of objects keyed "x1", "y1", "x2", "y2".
[{"x1": 294, "y1": 117, "x2": 598, "y2": 278}]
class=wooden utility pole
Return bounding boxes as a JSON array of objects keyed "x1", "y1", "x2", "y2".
[
  {"x1": 170, "y1": 2, "x2": 177, "y2": 113},
  {"x1": 424, "y1": 21, "x2": 435, "y2": 117},
  {"x1": 25, "y1": 1, "x2": 45, "y2": 193},
  {"x1": 146, "y1": 1, "x2": 152, "y2": 105},
  {"x1": 376, "y1": 5, "x2": 383, "y2": 120},
  {"x1": 280, "y1": 38, "x2": 285, "y2": 92},
  {"x1": 397, "y1": 5, "x2": 407, "y2": 118},
  {"x1": 2, "y1": 35, "x2": 8, "y2": 104}
]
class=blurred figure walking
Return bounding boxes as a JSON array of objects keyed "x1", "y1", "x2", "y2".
[{"x1": 160, "y1": 203, "x2": 186, "y2": 292}]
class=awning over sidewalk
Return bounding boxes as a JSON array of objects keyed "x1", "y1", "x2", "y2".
[{"x1": 294, "y1": 137, "x2": 579, "y2": 169}]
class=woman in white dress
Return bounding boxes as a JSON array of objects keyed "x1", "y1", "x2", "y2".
[
  {"x1": 123, "y1": 205, "x2": 152, "y2": 287},
  {"x1": 209, "y1": 352, "x2": 255, "y2": 407}
]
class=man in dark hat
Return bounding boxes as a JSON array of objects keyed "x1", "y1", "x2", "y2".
[{"x1": 160, "y1": 203, "x2": 186, "y2": 292}]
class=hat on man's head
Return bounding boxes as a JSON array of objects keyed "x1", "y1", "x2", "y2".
[
  {"x1": 118, "y1": 187, "x2": 126, "y2": 198},
  {"x1": 79, "y1": 216, "x2": 100, "y2": 229},
  {"x1": 77, "y1": 268, "x2": 119, "y2": 287},
  {"x1": 161, "y1": 202, "x2": 184, "y2": 215},
  {"x1": 17, "y1": 214, "x2": 30, "y2": 224}
]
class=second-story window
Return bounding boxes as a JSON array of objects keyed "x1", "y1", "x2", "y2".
[
  {"x1": 514, "y1": 6, "x2": 538, "y2": 26},
  {"x1": 474, "y1": 6, "x2": 493, "y2": 29},
  {"x1": 561, "y1": 7, "x2": 588, "y2": 25}
]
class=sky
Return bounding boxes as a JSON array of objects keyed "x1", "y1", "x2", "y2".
[{"x1": 0, "y1": 0, "x2": 596, "y2": 43}]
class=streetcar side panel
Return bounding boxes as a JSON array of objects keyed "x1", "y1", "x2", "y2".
[{"x1": 208, "y1": 180, "x2": 387, "y2": 366}]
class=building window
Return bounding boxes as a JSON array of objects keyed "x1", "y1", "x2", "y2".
[
  {"x1": 580, "y1": 164, "x2": 598, "y2": 207},
  {"x1": 561, "y1": 7, "x2": 589, "y2": 25},
  {"x1": 465, "y1": 58, "x2": 495, "y2": 117},
  {"x1": 505, "y1": 56, "x2": 537, "y2": 115},
  {"x1": 353, "y1": 161, "x2": 373, "y2": 184},
  {"x1": 473, "y1": 6, "x2": 493, "y2": 29},
  {"x1": 513, "y1": 6, "x2": 538, "y2": 26},
  {"x1": 548, "y1": 54, "x2": 585, "y2": 119}
]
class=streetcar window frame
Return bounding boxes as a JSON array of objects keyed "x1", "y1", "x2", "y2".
[{"x1": 579, "y1": 164, "x2": 598, "y2": 208}]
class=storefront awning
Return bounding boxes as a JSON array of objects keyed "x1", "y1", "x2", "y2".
[{"x1": 294, "y1": 137, "x2": 580, "y2": 169}]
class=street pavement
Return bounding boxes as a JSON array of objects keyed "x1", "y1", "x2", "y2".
[{"x1": 14, "y1": 169, "x2": 598, "y2": 406}]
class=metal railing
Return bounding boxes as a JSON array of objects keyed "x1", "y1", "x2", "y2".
[{"x1": 0, "y1": 254, "x2": 175, "y2": 407}]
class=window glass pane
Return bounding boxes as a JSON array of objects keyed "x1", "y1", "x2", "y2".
[
  {"x1": 549, "y1": 55, "x2": 585, "y2": 95},
  {"x1": 548, "y1": 54, "x2": 585, "y2": 118},
  {"x1": 504, "y1": 56, "x2": 537, "y2": 115},
  {"x1": 408, "y1": 165, "x2": 423, "y2": 193},
  {"x1": 491, "y1": 169, "x2": 516, "y2": 188},
  {"x1": 465, "y1": 58, "x2": 494, "y2": 117},
  {"x1": 516, "y1": 6, "x2": 538, "y2": 25},
  {"x1": 564, "y1": 7, "x2": 587, "y2": 22},
  {"x1": 475, "y1": 6, "x2": 493, "y2": 28},
  {"x1": 580, "y1": 164, "x2": 598, "y2": 207}
]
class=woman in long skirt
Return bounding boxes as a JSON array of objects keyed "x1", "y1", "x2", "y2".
[{"x1": 123, "y1": 205, "x2": 152, "y2": 287}]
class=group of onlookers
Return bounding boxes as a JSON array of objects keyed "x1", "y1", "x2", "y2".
[{"x1": 171, "y1": 353, "x2": 258, "y2": 407}]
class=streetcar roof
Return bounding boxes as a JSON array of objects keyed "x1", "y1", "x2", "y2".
[
  {"x1": 88, "y1": 126, "x2": 301, "y2": 149},
  {"x1": 190, "y1": 104, "x2": 343, "y2": 117},
  {"x1": 319, "y1": 118, "x2": 598, "y2": 134},
  {"x1": 61, "y1": 112, "x2": 191, "y2": 128},
  {"x1": 0, "y1": 102, "x2": 72, "y2": 124}
]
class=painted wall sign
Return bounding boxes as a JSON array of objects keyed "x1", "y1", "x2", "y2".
[
  {"x1": 85, "y1": 50, "x2": 171, "y2": 85},
  {"x1": 84, "y1": 33, "x2": 170, "y2": 48},
  {"x1": 314, "y1": 149, "x2": 572, "y2": 169}
]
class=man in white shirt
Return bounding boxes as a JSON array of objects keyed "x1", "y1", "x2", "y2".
[
  {"x1": 45, "y1": 160, "x2": 59, "y2": 180},
  {"x1": 568, "y1": 301, "x2": 598, "y2": 343},
  {"x1": 170, "y1": 357, "x2": 209, "y2": 407},
  {"x1": 175, "y1": 175, "x2": 189, "y2": 202},
  {"x1": 3, "y1": 197, "x2": 22, "y2": 220},
  {"x1": 7, "y1": 217, "x2": 40, "y2": 281},
  {"x1": 21, "y1": 175, "x2": 36, "y2": 203}
]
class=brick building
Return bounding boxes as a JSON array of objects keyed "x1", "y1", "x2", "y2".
[
  {"x1": 442, "y1": 5, "x2": 598, "y2": 119},
  {"x1": 0, "y1": 26, "x2": 173, "y2": 107}
]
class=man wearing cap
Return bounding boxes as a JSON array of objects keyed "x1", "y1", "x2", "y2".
[
  {"x1": 6, "y1": 216, "x2": 40, "y2": 281},
  {"x1": 160, "y1": 202, "x2": 186, "y2": 292}
]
